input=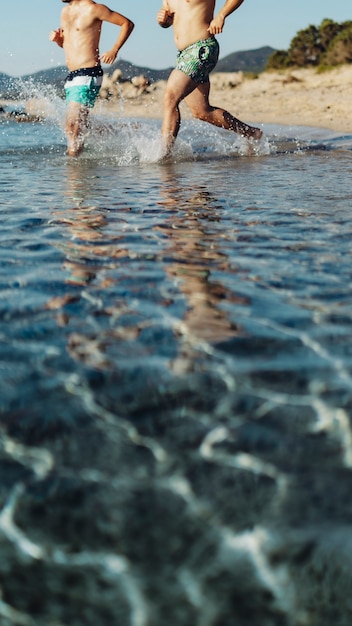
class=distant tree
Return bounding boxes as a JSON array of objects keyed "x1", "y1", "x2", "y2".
[
  {"x1": 266, "y1": 50, "x2": 289, "y2": 70},
  {"x1": 315, "y1": 19, "x2": 339, "y2": 50},
  {"x1": 266, "y1": 19, "x2": 352, "y2": 70},
  {"x1": 323, "y1": 21, "x2": 352, "y2": 65},
  {"x1": 288, "y1": 25, "x2": 321, "y2": 66}
]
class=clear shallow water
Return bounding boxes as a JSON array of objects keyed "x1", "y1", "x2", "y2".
[{"x1": 1, "y1": 104, "x2": 352, "y2": 625}]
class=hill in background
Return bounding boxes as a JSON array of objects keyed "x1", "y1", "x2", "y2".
[
  {"x1": 0, "y1": 72, "x2": 16, "y2": 95},
  {"x1": 216, "y1": 46, "x2": 275, "y2": 73},
  {"x1": 0, "y1": 47, "x2": 274, "y2": 98}
]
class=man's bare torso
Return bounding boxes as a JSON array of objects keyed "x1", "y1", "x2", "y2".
[
  {"x1": 61, "y1": 0, "x2": 102, "y2": 71},
  {"x1": 166, "y1": 0, "x2": 216, "y2": 50}
]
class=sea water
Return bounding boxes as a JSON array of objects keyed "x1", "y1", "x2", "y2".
[{"x1": 1, "y1": 94, "x2": 352, "y2": 626}]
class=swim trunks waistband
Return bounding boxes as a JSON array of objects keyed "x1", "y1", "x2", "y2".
[
  {"x1": 64, "y1": 66, "x2": 103, "y2": 108},
  {"x1": 179, "y1": 36, "x2": 216, "y2": 55},
  {"x1": 66, "y1": 65, "x2": 103, "y2": 82}
]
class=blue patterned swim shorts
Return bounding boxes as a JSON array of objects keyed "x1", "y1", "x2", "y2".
[
  {"x1": 176, "y1": 37, "x2": 219, "y2": 84},
  {"x1": 64, "y1": 65, "x2": 103, "y2": 108}
]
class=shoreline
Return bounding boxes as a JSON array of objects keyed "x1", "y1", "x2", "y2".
[
  {"x1": 97, "y1": 65, "x2": 352, "y2": 134},
  {"x1": 2, "y1": 65, "x2": 351, "y2": 134}
]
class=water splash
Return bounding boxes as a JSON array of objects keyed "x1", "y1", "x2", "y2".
[{"x1": 1, "y1": 79, "x2": 325, "y2": 164}]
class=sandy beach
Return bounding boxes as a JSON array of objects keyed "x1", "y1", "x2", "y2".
[
  {"x1": 3, "y1": 64, "x2": 352, "y2": 134},
  {"x1": 94, "y1": 64, "x2": 352, "y2": 134}
]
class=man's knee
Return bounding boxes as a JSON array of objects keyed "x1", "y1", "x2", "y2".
[
  {"x1": 163, "y1": 88, "x2": 181, "y2": 110},
  {"x1": 189, "y1": 105, "x2": 210, "y2": 122}
]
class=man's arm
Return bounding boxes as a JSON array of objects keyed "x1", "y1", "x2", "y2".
[
  {"x1": 95, "y1": 4, "x2": 134, "y2": 64},
  {"x1": 208, "y1": 0, "x2": 245, "y2": 35}
]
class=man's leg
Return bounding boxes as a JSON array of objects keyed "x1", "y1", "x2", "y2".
[
  {"x1": 65, "y1": 102, "x2": 90, "y2": 157},
  {"x1": 161, "y1": 69, "x2": 198, "y2": 155},
  {"x1": 185, "y1": 82, "x2": 262, "y2": 140}
]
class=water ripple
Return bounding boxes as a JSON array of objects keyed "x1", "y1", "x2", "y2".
[{"x1": 1, "y1": 116, "x2": 352, "y2": 624}]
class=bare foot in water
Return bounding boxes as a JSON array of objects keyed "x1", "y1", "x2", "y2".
[
  {"x1": 250, "y1": 126, "x2": 263, "y2": 141},
  {"x1": 240, "y1": 123, "x2": 263, "y2": 141}
]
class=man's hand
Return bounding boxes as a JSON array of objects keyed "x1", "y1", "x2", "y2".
[
  {"x1": 157, "y1": 9, "x2": 174, "y2": 28},
  {"x1": 208, "y1": 15, "x2": 225, "y2": 34},
  {"x1": 49, "y1": 28, "x2": 64, "y2": 47},
  {"x1": 100, "y1": 49, "x2": 118, "y2": 64}
]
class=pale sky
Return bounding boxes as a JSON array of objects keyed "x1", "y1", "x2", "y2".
[{"x1": 0, "y1": 0, "x2": 351, "y2": 76}]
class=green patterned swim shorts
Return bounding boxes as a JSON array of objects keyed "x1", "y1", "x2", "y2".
[{"x1": 176, "y1": 37, "x2": 219, "y2": 84}]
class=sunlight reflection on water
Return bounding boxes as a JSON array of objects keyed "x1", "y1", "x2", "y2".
[{"x1": 1, "y1": 111, "x2": 352, "y2": 625}]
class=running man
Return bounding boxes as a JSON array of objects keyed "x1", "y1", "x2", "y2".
[
  {"x1": 157, "y1": 0, "x2": 262, "y2": 155},
  {"x1": 50, "y1": 0, "x2": 134, "y2": 156}
]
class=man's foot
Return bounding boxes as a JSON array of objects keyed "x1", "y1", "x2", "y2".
[
  {"x1": 67, "y1": 149, "x2": 82, "y2": 157},
  {"x1": 241, "y1": 124, "x2": 263, "y2": 141},
  {"x1": 160, "y1": 133, "x2": 175, "y2": 160},
  {"x1": 66, "y1": 128, "x2": 85, "y2": 157},
  {"x1": 66, "y1": 142, "x2": 84, "y2": 157},
  {"x1": 250, "y1": 126, "x2": 263, "y2": 140}
]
